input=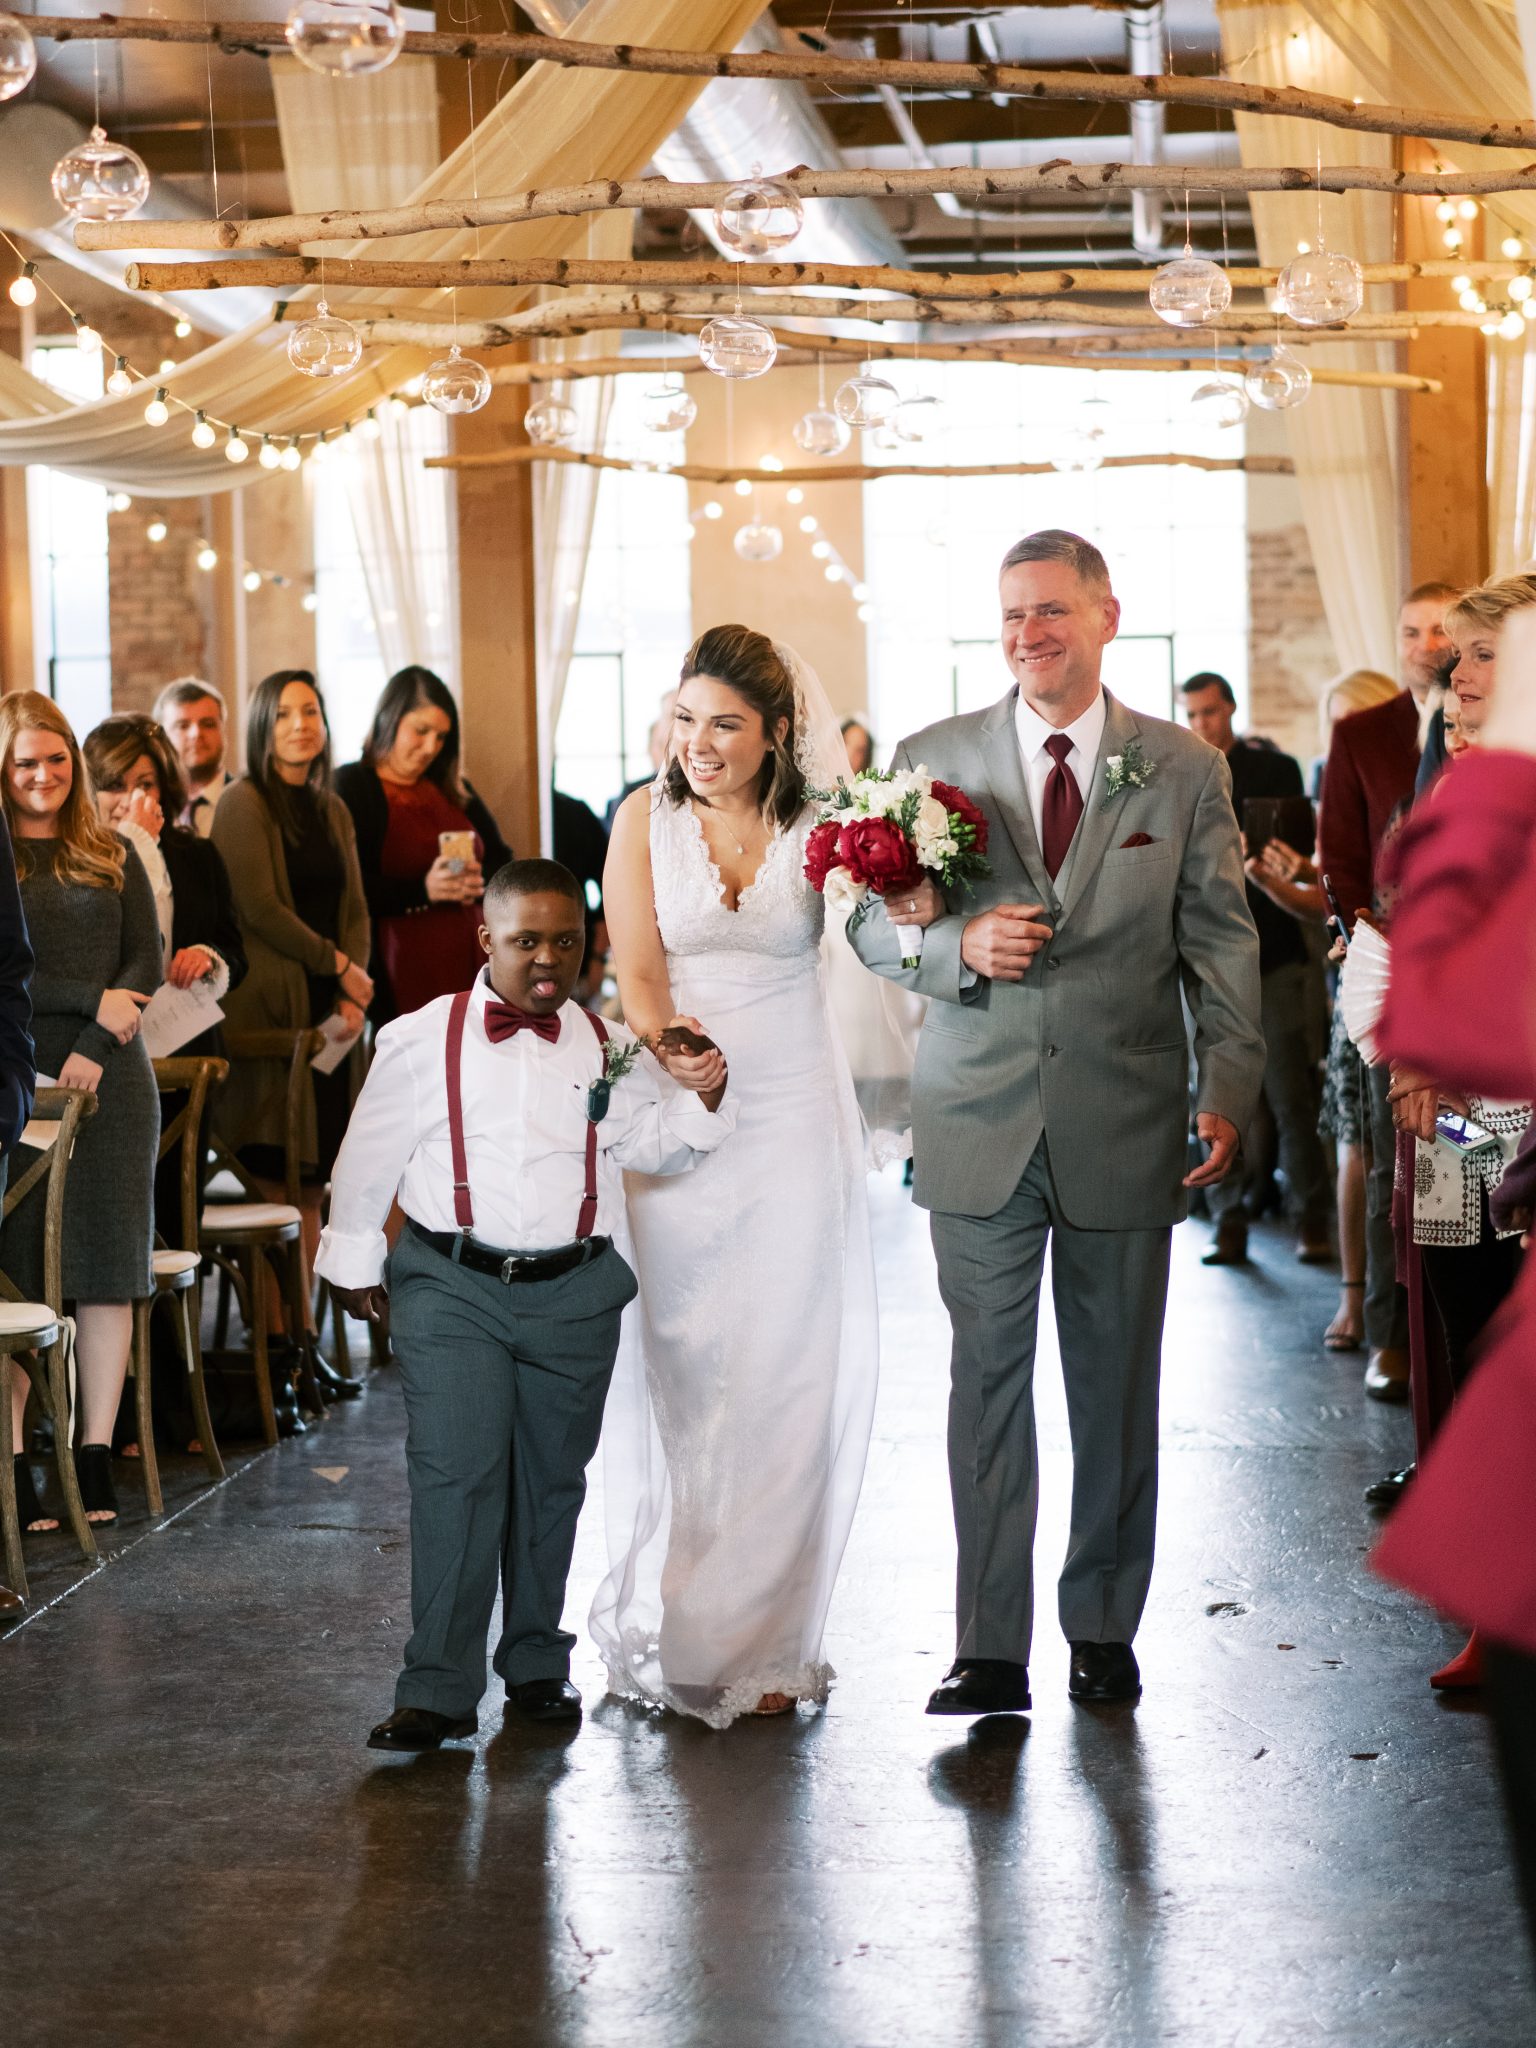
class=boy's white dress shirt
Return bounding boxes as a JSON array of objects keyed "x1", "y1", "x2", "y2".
[{"x1": 314, "y1": 975, "x2": 737, "y2": 1290}]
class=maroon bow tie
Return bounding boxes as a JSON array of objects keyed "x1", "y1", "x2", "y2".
[{"x1": 483, "y1": 1000, "x2": 561, "y2": 1046}]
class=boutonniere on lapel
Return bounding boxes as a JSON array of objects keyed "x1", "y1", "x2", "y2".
[{"x1": 1101, "y1": 738, "x2": 1157, "y2": 812}]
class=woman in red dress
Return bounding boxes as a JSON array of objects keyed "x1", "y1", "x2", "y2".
[{"x1": 335, "y1": 667, "x2": 512, "y2": 1022}]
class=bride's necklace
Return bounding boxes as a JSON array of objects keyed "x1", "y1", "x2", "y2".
[{"x1": 694, "y1": 801, "x2": 763, "y2": 862}]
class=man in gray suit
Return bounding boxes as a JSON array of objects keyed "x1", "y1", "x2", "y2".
[{"x1": 850, "y1": 529, "x2": 1263, "y2": 1714}]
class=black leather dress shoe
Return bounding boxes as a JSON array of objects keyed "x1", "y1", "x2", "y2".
[
  {"x1": 1068, "y1": 1641, "x2": 1142, "y2": 1703},
  {"x1": 1201, "y1": 1221, "x2": 1249, "y2": 1267},
  {"x1": 506, "y1": 1677, "x2": 582, "y2": 1723},
  {"x1": 367, "y1": 1706, "x2": 477, "y2": 1751},
  {"x1": 925, "y1": 1659, "x2": 1031, "y2": 1715},
  {"x1": 1365, "y1": 1461, "x2": 1416, "y2": 1506}
]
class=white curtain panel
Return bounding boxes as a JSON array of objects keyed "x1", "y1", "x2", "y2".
[
  {"x1": 1217, "y1": 0, "x2": 1402, "y2": 675},
  {"x1": 0, "y1": 0, "x2": 765, "y2": 493}
]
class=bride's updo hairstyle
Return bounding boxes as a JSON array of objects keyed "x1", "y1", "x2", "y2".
[{"x1": 664, "y1": 623, "x2": 807, "y2": 829}]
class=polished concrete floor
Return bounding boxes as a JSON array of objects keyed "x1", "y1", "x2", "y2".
[{"x1": 5, "y1": 1182, "x2": 1533, "y2": 2048}]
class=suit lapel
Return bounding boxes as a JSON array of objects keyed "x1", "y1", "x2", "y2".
[
  {"x1": 977, "y1": 690, "x2": 1055, "y2": 906},
  {"x1": 1057, "y1": 689, "x2": 1140, "y2": 928}
]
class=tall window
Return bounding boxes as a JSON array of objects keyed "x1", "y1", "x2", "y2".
[
  {"x1": 27, "y1": 343, "x2": 111, "y2": 733},
  {"x1": 863, "y1": 364, "x2": 1249, "y2": 747},
  {"x1": 554, "y1": 376, "x2": 693, "y2": 821}
]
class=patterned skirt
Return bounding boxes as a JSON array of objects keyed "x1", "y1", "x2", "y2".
[{"x1": 1318, "y1": 995, "x2": 1363, "y2": 1147}]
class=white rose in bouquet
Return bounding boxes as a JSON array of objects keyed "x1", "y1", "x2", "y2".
[{"x1": 823, "y1": 864, "x2": 868, "y2": 917}]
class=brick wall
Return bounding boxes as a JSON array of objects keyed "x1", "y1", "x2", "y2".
[
  {"x1": 108, "y1": 494, "x2": 216, "y2": 713},
  {"x1": 1247, "y1": 518, "x2": 1338, "y2": 772}
]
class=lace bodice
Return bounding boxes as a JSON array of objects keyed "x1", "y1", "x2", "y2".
[{"x1": 650, "y1": 792, "x2": 824, "y2": 961}]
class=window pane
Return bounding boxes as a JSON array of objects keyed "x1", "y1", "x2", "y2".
[{"x1": 27, "y1": 344, "x2": 110, "y2": 734}]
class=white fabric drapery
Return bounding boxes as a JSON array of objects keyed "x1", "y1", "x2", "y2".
[
  {"x1": 1217, "y1": 1, "x2": 1402, "y2": 674},
  {"x1": 0, "y1": 0, "x2": 765, "y2": 494}
]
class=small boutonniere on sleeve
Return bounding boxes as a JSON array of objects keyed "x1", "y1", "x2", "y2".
[{"x1": 1101, "y1": 737, "x2": 1156, "y2": 811}]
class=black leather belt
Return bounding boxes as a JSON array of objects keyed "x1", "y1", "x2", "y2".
[{"x1": 407, "y1": 1216, "x2": 609, "y2": 1285}]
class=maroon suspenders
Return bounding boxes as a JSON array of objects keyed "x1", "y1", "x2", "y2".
[{"x1": 444, "y1": 990, "x2": 609, "y2": 1244}]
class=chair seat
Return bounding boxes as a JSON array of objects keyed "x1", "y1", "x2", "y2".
[
  {"x1": 201, "y1": 1202, "x2": 302, "y2": 1240},
  {"x1": 153, "y1": 1248, "x2": 202, "y2": 1284},
  {"x1": 0, "y1": 1300, "x2": 59, "y2": 1342},
  {"x1": 203, "y1": 1169, "x2": 247, "y2": 1201}
]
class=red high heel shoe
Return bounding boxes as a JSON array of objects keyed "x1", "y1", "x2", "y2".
[{"x1": 1430, "y1": 1632, "x2": 1484, "y2": 1690}]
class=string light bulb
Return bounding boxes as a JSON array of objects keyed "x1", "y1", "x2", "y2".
[
  {"x1": 1458, "y1": 199, "x2": 1480, "y2": 221},
  {"x1": 243, "y1": 568, "x2": 263, "y2": 593},
  {"x1": 1435, "y1": 199, "x2": 1457, "y2": 225},
  {"x1": 196, "y1": 544, "x2": 218, "y2": 571},
  {"x1": 799, "y1": 514, "x2": 818, "y2": 534},
  {"x1": 108, "y1": 492, "x2": 131, "y2": 512},
  {"x1": 7, "y1": 261, "x2": 36, "y2": 308},
  {"x1": 702, "y1": 500, "x2": 723, "y2": 520},
  {"x1": 143, "y1": 387, "x2": 170, "y2": 427},
  {"x1": 1443, "y1": 228, "x2": 1463, "y2": 251},
  {"x1": 1503, "y1": 236, "x2": 1526, "y2": 261},
  {"x1": 282, "y1": 438, "x2": 302, "y2": 471},
  {"x1": 1498, "y1": 309, "x2": 1526, "y2": 340},
  {"x1": 359, "y1": 408, "x2": 382, "y2": 441},
  {"x1": 146, "y1": 518, "x2": 168, "y2": 544},
  {"x1": 733, "y1": 478, "x2": 752, "y2": 498},
  {"x1": 106, "y1": 355, "x2": 133, "y2": 396},
  {"x1": 258, "y1": 434, "x2": 281, "y2": 470},
  {"x1": 73, "y1": 315, "x2": 102, "y2": 354},
  {"x1": 191, "y1": 411, "x2": 217, "y2": 449},
  {"x1": 225, "y1": 427, "x2": 249, "y2": 464},
  {"x1": 173, "y1": 317, "x2": 192, "y2": 339},
  {"x1": 301, "y1": 590, "x2": 318, "y2": 613},
  {"x1": 1510, "y1": 275, "x2": 1534, "y2": 303}
]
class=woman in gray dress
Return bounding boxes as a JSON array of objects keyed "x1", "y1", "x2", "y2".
[{"x1": 1, "y1": 692, "x2": 161, "y2": 1530}]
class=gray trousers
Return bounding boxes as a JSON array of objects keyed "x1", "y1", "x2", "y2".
[
  {"x1": 929, "y1": 1139, "x2": 1172, "y2": 1666},
  {"x1": 387, "y1": 1225, "x2": 637, "y2": 1717},
  {"x1": 1361, "y1": 1060, "x2": 1409, "y2": 1352},
  {"x1": 1211, "y1": 960, "x2": 1330, "y2": 1225}
]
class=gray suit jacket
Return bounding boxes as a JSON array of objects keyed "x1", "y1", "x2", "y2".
[{"x1": 849, "y1": 687, "x2": 1264, "y2": 1227}]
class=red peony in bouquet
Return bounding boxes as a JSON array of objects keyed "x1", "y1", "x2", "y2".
[{"x1": 804, "y1": 766, "x2": 991, "y2": 968}]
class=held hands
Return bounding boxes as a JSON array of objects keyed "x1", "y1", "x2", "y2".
[
  {"x1": 167, "y1": 945, "x2": 216, "y2": 989},
  {"x1": 651, "y1": 1014, "x2": 728, "y2": 1110},
  {"x1": 425, "y1": 854, "x2": 484, "y2": 905},
  {"x1": 336, "y1": 955, "x2": 375, "y2": 1010},
  {"x1": 96, "y1": 986, "x2": 149, "y2": 1044},
  {"x1": 886, "y1": 875, "x2": 945, "y2": 931},
  {"x1": 58, "y1": 1052, "x2": 105, "y2": 1094},
  {"x1": 336, "y1": 998, "x2": 367, "y2": 1037},
  {"x1": 1184, "y1": 1112, "x2": 1240, "y2": 1188},
  {"x1": 331, "y1": 1283, "x2": 390, "y2": 1334},
  {"x1": 960, "y1": 903, "x2": 1052, "y2": 982}
]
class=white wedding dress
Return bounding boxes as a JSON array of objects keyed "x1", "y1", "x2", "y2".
[{"x1": 589, "y1": 792, "x2": 879, "y2": 1727}]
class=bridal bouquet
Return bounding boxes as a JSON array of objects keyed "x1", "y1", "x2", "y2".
[{"x1": 804, "y1": 767, "x2": 991, "y2": 968}]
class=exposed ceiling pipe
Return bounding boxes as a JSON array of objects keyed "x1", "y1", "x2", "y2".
[{"x1": 1126, "y1": 0, "x2": 1169, "y2": 260}]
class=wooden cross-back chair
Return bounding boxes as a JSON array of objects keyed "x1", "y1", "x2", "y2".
[
  {"x1": 122, "y1": 1056, "x2": 232, "y2": 1516},
  {"x1": 0, "y1": 1087, "x2": 101, "y2": 1601},
  {"x1": 199, "y1": 1026, "x2": 323, "y2": 1446}
]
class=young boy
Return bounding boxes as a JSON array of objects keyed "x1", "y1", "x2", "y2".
[{"x1": 316, "y1": 859, "x2": 732, "y2": 1751}]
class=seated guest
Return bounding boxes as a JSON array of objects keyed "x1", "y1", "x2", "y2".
[
  {"x1": 153, "y1": 678, "x2": 233, "y2": 838},
  {"x1": 0, "y1": 805, "x2": 34, "y2": 1614},
  {"x1": 0, "y1": 693, "x2": 161, "y2": 1531},
  {"x1": 334, "y1": 666, "x2": 510, "y2": 1024},
  {"x1": 212, "y1": 670, "x2": 370, "y2": 1401}
]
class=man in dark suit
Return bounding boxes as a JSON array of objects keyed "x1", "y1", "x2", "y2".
[
  {"x1": 1319, "y1": 580, "x2": 1460, "y2": 1402},
  {"x1": 0, "y1": 808, "x2": 35, "y2": 1618},
  {"x1": 1183, "y1": 674, "x2": 1330, "y2": 1266}
]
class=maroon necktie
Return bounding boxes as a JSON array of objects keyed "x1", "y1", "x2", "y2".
[
  {"x1": 1041, "y1": 732, "x2": 1084, "y2": 881},
  {"x1": 483, "y1": 1000, "x2": 561, "y2": 1046}
]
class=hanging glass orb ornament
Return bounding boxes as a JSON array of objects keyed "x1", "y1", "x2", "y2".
[
  {"x1": 0, "y1": 12, "x2": 37, "y2": 101},
  {"x1": 1276, "y1": 247, "x2": 1364, "y2": 326},
  {"x1": 421, "y1": 345, "x2": 491, "y2": 416},
  {"x1": 833, "y1": 371, "x2": 899, "y2": 428},
  {"x1": 733, "y1": 520, "x2": 784, "y2": 563},
  {"x1": 892, "y1": 394, "x2": 942, "y2": 445},
  {"x1": 50, "y1": 125, "x2": 151, "y2": 221},
  {"x1": 1190, "y1": 376, "x2": 1250, "y2": 429},
  {"x1": 1244, "y1": 346, "x2": 1313, "y2": 411},
  {"x1": 713, "y1": 168, "x2": 804, "y2": 258},
  {"x1": 1148, "y1": 246, "x2": 1232, "y2": 329},
  {"x1": 524, "y1": 395, "x2": 578, "y2": 446},
  {"x1": 640, "y1": 378, "x2": 698, "y2": 434},
  {"x1": 286, "y1": 298, "x2": 362, "y2": 379},
  {"x1": 697, "y1": 315, "x2": 777, "y2": 380},
  {"x1": 284, "y1": 0, "x2": 404, "y2": 76},
  {"x1": 792, "y1": 406, "x2": 850, "y2": 457}
]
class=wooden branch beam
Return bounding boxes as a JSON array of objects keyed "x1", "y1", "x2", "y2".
[
  {"x1": 427, "y1": 447, "x2": 1298, "y2": 480},
  {"x1": 21, "y1": 17, "x2": 1536, "y2": 151},
  {"x1": 116, "y1": 253, "x2": 1532, "y2": 305},
  {"x1": 73, "y1": 168, "x2": 1536, "y2": 254}
]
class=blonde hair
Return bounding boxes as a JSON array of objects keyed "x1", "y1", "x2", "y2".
[
  {"x1": 1318, "y1": 667, "x2": 1399, "y2": 753},
  {"x1": 1444, "y1": 572, "x2": 1536, "y2": 645},
  {"x1": 0, "y1": 692, "x2": 127, "y2": 891}
]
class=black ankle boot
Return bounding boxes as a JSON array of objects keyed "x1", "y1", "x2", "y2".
[
  {"x1": 13, "y1": 1455, "x2": 53, "y2": 1534},
  {"x1": 271, "y1": 1373, "x2": 308, "y2": 1438},
  {"x1": 75, "y1": 1443, "x2": 120, "y2": 1524},
  {"x1": 309, "y1": 1349, "x2": 364, "y2": 1402}
]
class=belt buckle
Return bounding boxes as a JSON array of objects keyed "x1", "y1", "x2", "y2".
[{"x1": 499, "y1": 1252, "x2": 535, "y2": 1284}]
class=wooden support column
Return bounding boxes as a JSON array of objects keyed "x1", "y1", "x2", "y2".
[
  {"x1": 438, "y1": 45, "x2": 542, "y2": 856},
  {"x1": 0, "y1": 469, "x2": 33, "y2": 695},
  {"x1": 208, "y1": 490, "x2": 249, "y2": 747},
  {"x1": 1398, "y1": 140, "x2": 1489, "y2": 588}
]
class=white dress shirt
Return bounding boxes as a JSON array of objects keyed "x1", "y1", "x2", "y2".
[
  {"x1": 184, "y1": 770, "x2": 231, "y2": 839},
  {"x1": 314, "y1": 974, "x2": 737, "y2": 1288},
  {"x1": 1013, "y1": 687, "x2": 1106, "y2": 845}
]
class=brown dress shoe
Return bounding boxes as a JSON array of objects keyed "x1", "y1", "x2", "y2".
[
  {"x1": 1363, "y1": 1347, "x2": 1410, "y2": 1402},
  {"x1": 1202, "y1": 1220, "x2": 1249, "y2": 1266},
  {"x1": 0, "y1": 1584, "x2": 24, "y2": 1620}
]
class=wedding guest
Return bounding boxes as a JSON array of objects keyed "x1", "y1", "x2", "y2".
[
  {"x1": 334, "y1": 667, "x2": 510, "y2": 1025},
  {"x1": 153, "y1": 678, "x2": 232, "y2": 839},
  {"x1": 840, "y1": 716, "x2": 874, "y2": 776},
  {"x1": 315, "y1": 860, "x2": 733, "y2": 1752},
  {"x1": 212, "y1": 670, "x2": 370, "y2": 1400},
  {"x1": 0, "y1": 806, "x2": 34, "y2": 1613},
  {"x1": 1372, "y1": 613, "x2": 1536, "y2": 1947},
  {"x1": 1319, "y1": 584, "x2": 1460, "y2": 1402},
  {"x1": 605, "y1": 693, "x2": 677, "y2": 832},
  {"x1": 552, "y1": 788, "x2": 608, "y2": 992},
  {"x1": 1182, "y1": 672, "x2": 1329, "y2": 1266},
  {"x1": 0, "y1": 693, "x2": 161, "y2": 1531}
]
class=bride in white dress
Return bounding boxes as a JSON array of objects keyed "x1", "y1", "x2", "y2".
[{"x1": 591, "y1": 624, "x2": 878, "y2": 1726}]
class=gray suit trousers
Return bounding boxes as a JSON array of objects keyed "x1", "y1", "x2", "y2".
[
  {"x1": 929, "y1": 1138, "x2": 1172, "y2": 1664},
  {"x1": 387, "y1": 1226, "x2": 637, "y2": 1717}
]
